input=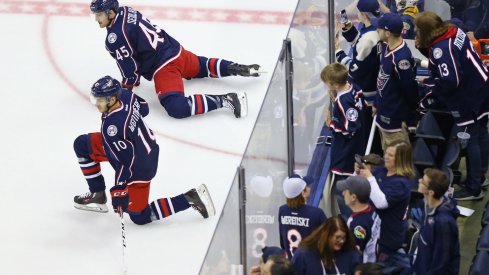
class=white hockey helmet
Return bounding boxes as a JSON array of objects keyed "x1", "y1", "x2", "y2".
[{"x1": 395, "y1": 0, "x2": 418, "y2": 11}]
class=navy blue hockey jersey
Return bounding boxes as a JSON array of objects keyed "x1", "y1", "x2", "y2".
[
  {"x1": 278, "y1": 204, "x2": 327, "y2": 259},
  {"x1": 104, "y1": 6, "x2": 181, "y2": 87},
  {"x1": 375, "y1": 40, "x2": 419, "y2": 131},
  {"x1": 336, "y1": 25, "x2": 380, "y2": 105},
  {"x1": 329, "y1": 85, "x2": 366, "y2": 175},
  {"x1": 101, "y1": 89, "x2": 159, "y2": 184},
  {"x1": 347, "y1": 205, "x2": 381, "y2": 262},
  {"x1": 420, "y1": 27, "x2": 489, "y2": 126}
]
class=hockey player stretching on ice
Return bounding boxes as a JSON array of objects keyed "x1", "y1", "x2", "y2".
[
  {"x1": 90, "y1": 0, "x2": 262, "y2": 119},
  {"x1": 73, "y1": 76, "x2": 215, "y2": 225}
]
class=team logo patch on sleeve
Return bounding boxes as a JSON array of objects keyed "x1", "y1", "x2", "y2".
[
  {"x1": 403, "y1": 22, "x2": 410, "y2": 31},
  {"x1": 346, "y1": 108, "x2": 359, "y2": 122},
  {"x1": 107, "y1": 125, "x2": 118, "y2": 136},
  {"x1": 433, "y1": 48, "x2": 443, "y2": 59},
  {"x1": 354, "y1": 225, "x2": 367, "y2": 239},
  {"x1": 108, "y1": 33, "x2": 117, "y2": 44},
  {"x1": 398, "y1": 59, "x2": 411, "y2": 70}
]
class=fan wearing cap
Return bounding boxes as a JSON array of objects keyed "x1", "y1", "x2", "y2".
[
  {"x1": 336, "y1": 0, "x2": 381, "y2": 107},
  {"x1": 278, "y1": 174, "x2": 327, "y2": 259},
  {"x1": 374, "y1": 12, "x2": 419, "y2": 151},
  {"x1": 377, "y1": 0, "x2": 420, "y2": 39},
  {"x1": 337, "y1": 176, "x2": 381, "y2": 263},
  {"x1": 249, "y1": 246, "x2": 294, "y2": 275}
]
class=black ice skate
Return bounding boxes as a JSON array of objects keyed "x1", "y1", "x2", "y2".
[
  {"x1": 227, "y1": 63, "x2": 262, "y2": 77},
  {"x1": 222, "y1": 92, "x2": 248, "y2": 118},
  {"x1": 74, "y1": 191, "x2": 108, "y2": 213},
  {"x1": 184, "y1": 184, "x2": 216, "y2": 219}
]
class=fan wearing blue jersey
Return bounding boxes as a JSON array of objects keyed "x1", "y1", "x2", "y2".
[
  {"x1": 321, "y1": 63, "x2": 367, "y2": 218},
  {"x1": 73, "y1": 76, "x2": 215, "y2": 225},
  {"x1": 90, "y1": 0, "x2": 262, "y2": 119},
  {"x1": 415, "y1": 12, "x2": 489, "y2": 201},
  {"x1": 336, "y1": 0, "x2": 381, "y2": 107},
  {"x1": 278, "y1": 174, "x2": 327, "y2": 259},
  {"x1": 292, "y1": 216, "x2": 362, "y2": 275},
  {"x1": 337, "y1": 176, "x2": 381, "y2": 263},
  {"x1": 356, "y1": 140, "x2": 415, "y2": 274},
  {"x1": 414, "y1": 168, "x2": 460, "y2": 275},
  {"x1": 374, "y1": 13, "x2": 419, "y2": 151}
]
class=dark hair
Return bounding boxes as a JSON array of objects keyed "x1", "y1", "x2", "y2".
[
  {"x1": 299, "y1": 216, "x2": 356, "y2": 269},
  {"x1": 415, "y1": 11, "x2": 448, "y2": 49},
  {"x1": 354, "y1": 262, "x2": 383, "y2": 275},
  {"x1": 423, "y1": 168, "x2": 449, "y2": 199},
  {"x1": 268, "y1": 255, "x2": 295, "y2": 275}
]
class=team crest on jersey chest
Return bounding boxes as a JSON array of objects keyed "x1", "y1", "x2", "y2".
[
  {"x1": 433, "y1": 48, "x2": 443, "y2": 59},
  {"x1": 108, "y1": 33, "x2": 117, "y2": 44},
  {"x1": 377, "y1": 67, "x2": 389, "y2": 93},
  {"x1": 107, "y1": 125, "x2": 118, "y2": 136}
]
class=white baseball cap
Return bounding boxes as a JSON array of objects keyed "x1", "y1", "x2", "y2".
[{"x1": 283, "y1": 174, "x2": 313, "y2": 198}]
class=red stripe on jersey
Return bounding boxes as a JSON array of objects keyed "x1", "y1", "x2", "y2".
[
  {"x1": 82, "y1": 165, "x2": 101, "y2": 175},
  {"x1": 160, "y1": 199, "x2": 170, "y2": 217},
  {"x1": 196, "y1": 95, "x2": 203, "y2": 114},
  {"x1": 209, "y1": 58, "x2": 217, "y2": 78}
]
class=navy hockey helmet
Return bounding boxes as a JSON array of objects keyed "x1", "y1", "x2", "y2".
[
  {"x1": 90, "y1": 0, "x2": 119, "y2": 13},
  {"x1": 90, "y1": 76, "x2": 121, "y2": 104}
]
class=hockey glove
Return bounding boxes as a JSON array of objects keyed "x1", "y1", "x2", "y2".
[{"x1": 110, "y1": 184, "x2": 129, "y2": 214}]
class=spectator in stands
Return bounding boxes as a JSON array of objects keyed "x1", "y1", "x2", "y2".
[
  {"x1": 413, "y1": 168, "x2": 460, "y2": 274},
  {"x1": 279, "y1": 174, "x2": 327, "y2": 259},
  {"x1": 374, "y1": 13, "x2": 419, "y2": 151},
  {"x1": 292, "y1": 216, "x2": 362, "y2": 275},
  {"x1": 415, "y1": 11, "x2": 489, "y2": 201},
  {"x1": 337, "y1": 176, "x2": 381, "y2": 262},
  {"x1": 249, "y1": 246, "x2": 294, "y2": 275},
  {"x1": 356, "y1": 140, "x2": 415, "y2": 274},
  {"x1": 378, "y1": 0, "x2": 420, "y2": 39},
  {"x1": 336, "y1": 0, "x2": 381, "y2": 107},
  {"x1": 354, "y1": 262, "x2": 383, "y2": 275},
  {"x1": 320, "y1": 63, "x2": 367, "y2": 218},
  {"x1": 380, "y1": 0, "x2": 425, "y2": 12}
]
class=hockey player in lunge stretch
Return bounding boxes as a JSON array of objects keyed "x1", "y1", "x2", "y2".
[
  {"x1": 90, "y1": 0, "x2": 262, "y2": 119},
  {"x1": 73, "y1": 76, "x2": 215, "y2": 225}
]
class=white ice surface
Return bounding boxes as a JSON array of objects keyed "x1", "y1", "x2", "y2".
[{"x1": 0, "y1": 0, "x2": 296, "y2": 274}]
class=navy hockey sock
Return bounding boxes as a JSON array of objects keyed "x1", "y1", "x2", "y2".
[
  {"x1": 73, "y1": 135, "x2": 105, "y2": 192},
  {"x1": 149, "y1": 194, "x2": 191, "y2": 220},
  {"x1": 196, "y1": 57, "x2": 233, "y2": 78},
  {"x1": 189, "y1": 94, "x2": 222, "y2": 115}
]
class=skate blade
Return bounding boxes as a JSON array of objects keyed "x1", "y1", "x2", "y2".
[
  {"x1": 238, "y1": 92, "x2": 248, "y2": 118},
  {"x1": 74, "y1": 203, "x2": 109, "y2": 213},
  {"x1": 197, "y1": 184, "x2": 216, "y2": 218},
  {"x1": 250, "y1": 68, "x2": 267, "y2": 76}
]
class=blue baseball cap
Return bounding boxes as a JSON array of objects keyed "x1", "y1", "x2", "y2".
[
  {"x1": 378, "y1": 12, "x2": 404, "y2": 34},
  {"x1": 357, "y1": 0, "x2": 380, "y2": 13}
]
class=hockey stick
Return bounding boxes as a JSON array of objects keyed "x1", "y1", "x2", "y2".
[{"x1": 119, "y1": 206, "x2": 128, "y2": 275}]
